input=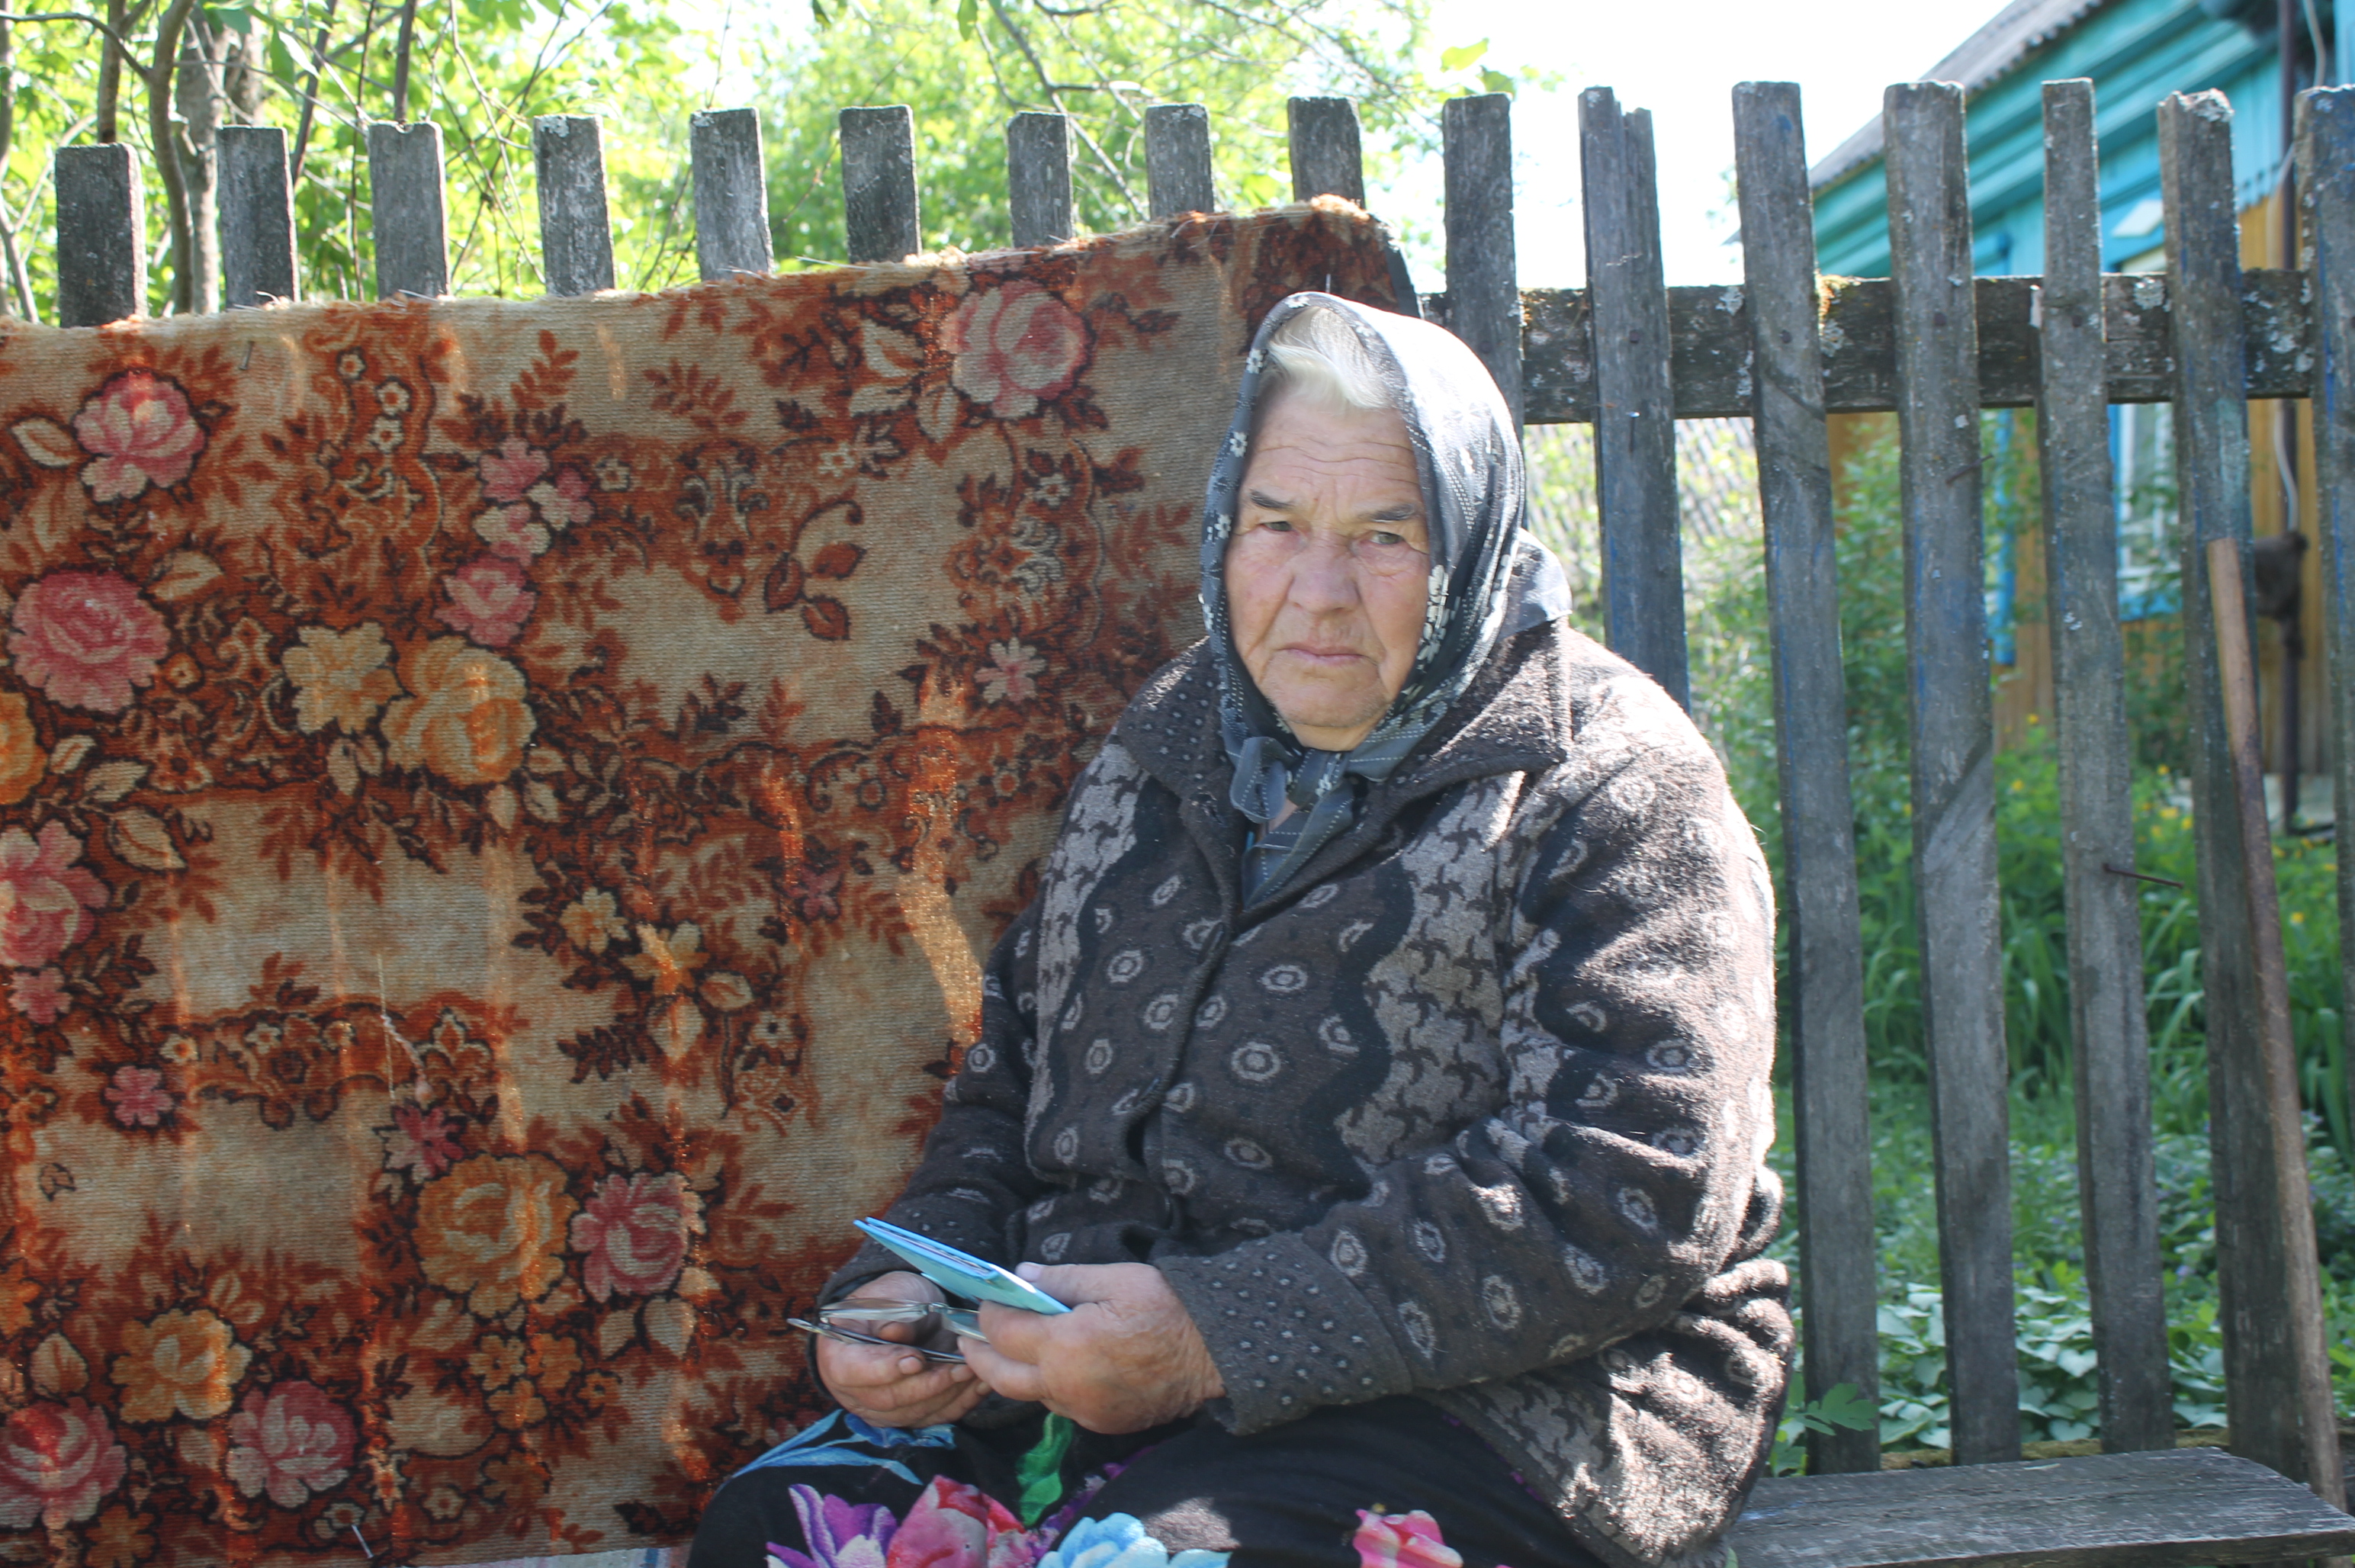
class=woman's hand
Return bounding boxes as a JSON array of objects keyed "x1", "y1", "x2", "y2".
[
  {"x1": 961, "y1": 1263, "x2": 1225, "y2": 1434},
  {"x1": 814, "y1": 1271, "x2": 991, "y2": 1428}
]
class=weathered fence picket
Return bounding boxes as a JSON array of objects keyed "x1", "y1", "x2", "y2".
[
  {"x1": 1730, "y1": 79, "x2": 1878, "y2": 1479},
  {"x1": 2306, "y1": 88, "x2": 2355, "y2": 1374},
  {"x1": 53, "y1": 143, "x2": 143, "y2": 326},
  {"x1": 840, "y1": 105, "x2": 920, "y2": 265},
  {"x1": 1580, "y1": 87, "x2": 1688, "y2": 708},
  {"x1": 30, "y1": 76, "x2": 2355, "y2": 1537},
  {"x1": 2161, "y1": 88, "x2": 2347, "y2": 1505},
  {"x1": 1142, "y1": 103, "x2": 1215, "y2": 219},
  {"x1": 691, "y1": 108, "x2": 773, "y2": 281},
  {"x1": 1287, "y1": 96, "x2": 1364, "y2": 207},
  {"x1": 1885, "y1": 78, "x2": 2019, "y2": 1470},
  {"x1": 1441, "y1": 93, "x2": 1518, "y2": 424},
  {"x1": 2033, "y1": 78, "x2": 2173, "y2": 1457},
  {"x1": 533, "y1": 114, "x2": 615, "y2": 297},
  {"x1": 218, "y1": 124, "x2": 297, "y2": 310},
  {"x1": 1007, "y1": 112, "x2": 1074, "y2": 250},
  {"x1": 368, "y1": 120, "x2": 450, "y2": 300}
]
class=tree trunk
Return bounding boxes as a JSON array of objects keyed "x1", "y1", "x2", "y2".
[{"x1": 173, "y1": 8, "x2": 221, "y2": 313}]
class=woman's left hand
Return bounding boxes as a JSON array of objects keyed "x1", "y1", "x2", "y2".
[{"x1": 962, "y1": 1262, "x2": 1225, "y2": 1434}]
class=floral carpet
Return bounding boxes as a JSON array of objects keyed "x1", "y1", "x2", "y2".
[{"x1": 0, "y1": 201, "x2": 1404, "y2": 1567}]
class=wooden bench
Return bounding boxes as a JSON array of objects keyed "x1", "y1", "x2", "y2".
[{"x1": 1730, "y1": 1450, "x2": 2355, "y2": 1568}]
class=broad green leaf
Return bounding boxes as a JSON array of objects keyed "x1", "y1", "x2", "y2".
[{"x1": 1438, "y1": 37, "x2": 1486, "y2": 71}]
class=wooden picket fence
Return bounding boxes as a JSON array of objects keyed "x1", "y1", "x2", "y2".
[{"x1": 31, "y1": 75, "x2": 2355, "y2": 1563}]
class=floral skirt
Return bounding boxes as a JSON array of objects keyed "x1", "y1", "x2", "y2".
[{"x1": 684, "y1": 1396, "x2": 1595, "y2": 1568}]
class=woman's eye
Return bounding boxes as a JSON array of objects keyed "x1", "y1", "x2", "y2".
[
  {"x1": 1256, "y1": 517, "x2": 1293, "y2": 532},
  {"x1": 1367, "y1": 531, "x2": 1405, "y2": 548}
]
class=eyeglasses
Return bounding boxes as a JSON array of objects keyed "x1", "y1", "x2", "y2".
[{"x1": 785, "y1": 1296, "x2": 989, "y2": 1364}]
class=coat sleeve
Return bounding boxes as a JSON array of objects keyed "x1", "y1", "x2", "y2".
[
  {"x1": 1158, "y1": 683, "x2": 1781, "y2": 1435},
  {"x1": 818, "y1": 901, "x2": 1054, "y2": 1303}
]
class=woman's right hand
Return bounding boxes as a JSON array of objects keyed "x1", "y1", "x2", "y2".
[{"x1": 814, "y1": 1271, "x2": 991, "y2": 1428}]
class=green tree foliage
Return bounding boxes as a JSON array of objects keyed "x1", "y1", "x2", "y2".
[{"x1": 0, "y1": 0, "x2": 1474, "y2": 321}]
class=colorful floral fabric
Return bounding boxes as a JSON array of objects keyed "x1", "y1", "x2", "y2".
[{"x1": 0, "y1": 201, "x2": 1403, "y2": 1567}]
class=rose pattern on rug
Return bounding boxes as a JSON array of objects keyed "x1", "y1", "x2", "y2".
[{"x1": 0, "y1": 201, "x2": 1402, "y2": 1566}]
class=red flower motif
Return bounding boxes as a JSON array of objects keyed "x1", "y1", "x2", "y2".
[
  {"x1": 379, "y1": 1102, "x2": 464, "y2": 1181},
  {"x1": 104, "y1": 1064, "x2": 173, "y2": 1128},
  {"x1": 567, "y1": 1170, "x2": 704, "y2": 1302},
  {"x1": 1351, "y1": 1511, "x2": 1463, "y2": 1568},
  {"x1": 975, "y1": 639, "x2": 1045, "y2": 705},
  {"x1": 436, "y1": 555, "x2": 538, "y2": 647},
  {"x1": 9, "y1": 966, "x2": 68, "y2": 1023},
  {"x1": 946, "y1": 281, "x2": 1091, "y2": 419},
  {"x1": 783, "y1": 861, "x2": 844, "y2": 925},
  {"x1": 887, "y1": 1475, "x2": 1031, "y2": 1568},
  {"x1": 224, "y1": 1381, "x2": 355, "y2": 1509},
  {"x1": 0, "y1": 1398, "x2": 127, "y2": 1530},
  {"x1": 478, "y1": 437, "x2": 551, "y2": 505},
  {"x1": 70, "y1": 370, "x2": 207, "y2": 502},
  {"x1": 8, "y1": 570, "x2": 172, "y2": 713},
  {"x1": 0, "y1": 823, "x2": 108, "y2": 969}
]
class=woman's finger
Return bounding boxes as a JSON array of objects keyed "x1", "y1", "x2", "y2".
[{"x1": 959, "y1": 1339, "x2": 1046, "y2": 1403}]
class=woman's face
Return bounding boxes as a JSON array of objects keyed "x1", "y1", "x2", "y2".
[{"x1": 1226, "y1": 392, "x2": 1431, "y2": 752}]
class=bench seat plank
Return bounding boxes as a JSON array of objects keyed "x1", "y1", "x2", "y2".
[{"x1": 1726, "y1": 1448, "x2": 2355, "y2": 1568}]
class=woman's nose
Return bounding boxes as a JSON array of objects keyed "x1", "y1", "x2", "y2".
[{"x1": 1286, "y1": 536, "x2": 1364, "y2": 608}]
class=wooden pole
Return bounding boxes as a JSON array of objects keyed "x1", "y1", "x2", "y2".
[
  {"x1": 691, "y1": 108, "x2": 773, "y2": 281},
  {"x1": 1007, "y1": 111, "x2": 1073, "y2": 249},
  {"x1": 2206, "y1": 535, "x2": 2347, "y2": 1513},
  {"x1": 533, "y1": 114, "x2": 615, "y2": 297},
  {"x1": 1732, "y1": 78, "x2": 1878, "y2": 1476},
  {"x1": 53, "y1": 143, "x2": 146, "y2": 326},
  {"x1": 1442, "y1": 93, "x2": 1519, "y2": 423},
  {"x1": 2034, "y1": 77, "x2": 2173, "y2": 1455},
  {"x1": 368, "y1": 120, "x2": 449, "y2": 299},
  {"x1": 2160, "y1": 88, "x2": 2312, "y2": 1495},
  {"x1": 1580, "y1": 86, "x2": 1688, "y2": 707},
  {"x1": 1884, "y1": 79, "x2": 2020, "y2": 1468},
  {"x1": 1287, "y1": 96, "x2": 1364, "y2": 205},
  {"x1": 1143, "y1": 104, "x2": 1214, "y2": 218},
  {"x1": 217, "y1": 124, "x2": 298, "y2": 309},
  {"x1": 840, "y1": 105, "x2": 920, "y2": 263}
]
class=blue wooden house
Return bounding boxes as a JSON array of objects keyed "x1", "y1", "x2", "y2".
[{"x1": 1805, "y1": 0, "x2": 2338, "y2": 776}]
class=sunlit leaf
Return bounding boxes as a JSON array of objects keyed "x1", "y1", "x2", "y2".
[{"x1": 1438, "y1": 37, "x2": 1486, "y2": 72}]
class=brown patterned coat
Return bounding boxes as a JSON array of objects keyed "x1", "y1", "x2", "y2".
[{"x1": 830, "y1": 618, "x2": 1791, "y2": 1568}]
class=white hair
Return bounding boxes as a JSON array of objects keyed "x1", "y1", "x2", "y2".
[{"x1": 1261, "y1": 304, "x2": 1395, "y2": 416}]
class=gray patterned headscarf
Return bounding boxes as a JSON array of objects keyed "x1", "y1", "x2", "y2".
[{"x1": 1203, "y1": 292, "x2": 1572, "y2": 901}]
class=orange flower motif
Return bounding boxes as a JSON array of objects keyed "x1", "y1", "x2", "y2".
[
  {"x1": 111, "y1": 1307, "x2": 251, "y2": 1423},
  {"x1": 85, "y1": 1502, "x2": 154, "y2": 1568},
  {"x1": 280, "y1": 623, "x2": 401, "y2": 737},
  {"x1": 381, "y1": 637, "x2": 535, "y2": 787},
  {"x1": 622, "y1": 923, "x2": 705, "y2": 995},
  {"x1": 0, "y1": 692, "x2": 43, "y2": 805},
  {"x1": 415, "y1": 1152, "x2": 578, "y2": 1317}
]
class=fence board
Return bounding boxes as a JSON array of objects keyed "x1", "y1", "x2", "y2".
[
  {"x1": 840, "y1": 105, "x2": 920, "y2": 264},
  {"x1": 2035, "y1": 78, "x2": 2172, "y2": 1456},
  {"x1": 692, "y1": 108, "x2": 773, "y2": 281},
  {"x1": 534, "y1": 115, "x2": 615, "y2": 297},
  {"x1": 218, "y1": 125, "x2": 297, "y2": 310},
  {"x1": 1442, "y1": 93, "x2": 1519, "y2": 421},
  {"x1": 2307, "y1": 88, "x2": 2355, "y2": 1403},
  {"x1": 1510, "y1": 268, "x2": 2311, "y2": 423},
  {"x1": 53, "y1": 143, "x2": 145, "y2": 326},
  {"x1": 1580, "y1": 86, "x2": 1687, "y2": 707},
  {"x1": 1732, "y1": 79, "x2": 1877, "y2": 1477},
  {"x1": 1287, "y1": 97, "x2": 1364, "y2": 205},
  {"x1": 1884, "y1": 79, "x2": 2019, "y2": 1469},
  {"x1": 368, "y1": 120, "x2": 450, "y2": 300},
  {"x1": 1007, "y1": 112, "x2": 1073, "y2": 249},
  {"x1": 1144, "y1": 104, "x2": 1214, "y2": 219},
  {"x1": 2158, "y1": 86, "x2": 2312, "y2": 1499}
]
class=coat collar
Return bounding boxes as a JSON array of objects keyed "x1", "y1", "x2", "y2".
[{"x1": 1110, "y1": 620, "x2": 1576, "y2": 914}]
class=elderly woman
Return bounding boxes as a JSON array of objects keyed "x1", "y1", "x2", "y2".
[{"x1": 688, "y1": 295, "x2": 1788, "y2": 1568}]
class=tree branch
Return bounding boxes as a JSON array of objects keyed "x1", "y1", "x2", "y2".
[
  {"x1": 143, "y1": 0, "x2": 198, "y2": 311},
  {"x1": 985, "y1": 0, "x2": 1139, "y2": 218},
  {"x1": 288, "y1": 0, "x2": 341, "y2": 181}
]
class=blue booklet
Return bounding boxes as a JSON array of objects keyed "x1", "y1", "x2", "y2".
[{"x1": 855, "y1": 1217, "x2": 1073, "y2": 1315}]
